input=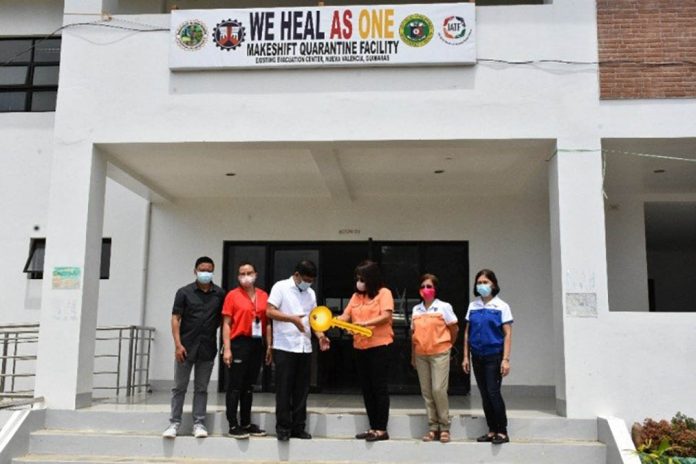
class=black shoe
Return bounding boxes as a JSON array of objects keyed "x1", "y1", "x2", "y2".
[
  {"x1": 276, "y1": 431, "x2": 290, "y2": 441},
  {"x1": 355, "y1": 430, "x2": 373, "y2": 439},
  {"x1": 365, "y1": 431, "x2": 389, "y2": 442},
  {"x1": 228, "y1": 425, "x2": 250, "y2": 439},
  {"x1": 290, "y1": 430, "x2": 312, "y2": 439},
  {"x1": 243, "y1": 423, "x2": 267, "y2": 437},
  {"x1": 491, "y1": 434, "x2": 509, "y2": 445},
  {"x1": 476, "y1": 434, "x2": 495, "y2": 442}
]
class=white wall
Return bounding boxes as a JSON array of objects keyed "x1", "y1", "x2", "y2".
[
  {"x1": 604, "y1": 196, "x2": 650, "y2": 311},
  {"x1": 0, "y1": 0, "x2": 64, "y2": 36},
  {"x1": 573, "y1": 312, "x2": 696, "y2": 426},
  {"x1": 51, "y1": 5, "x2": 596, "y2": 146},
  {"x1": 0, "y1": 114, "x2": 54, "y2": 324},
  {"x1": 145, "y1": 193, "x2": 554, "y2": 387},
  {"x1": 0, "y1": 112, "x2": 148, "y2": 328},
  {"x1": 98, "y1": 180, "x2": 150, "y2": 327}
]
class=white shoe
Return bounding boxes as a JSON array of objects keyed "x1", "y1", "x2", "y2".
[
  {"x1": 193, "y1": 424, "x2": 208, "y2": 438},
  {"x1": 162, "y1": 423, "x2": 179, "y2": 439}
]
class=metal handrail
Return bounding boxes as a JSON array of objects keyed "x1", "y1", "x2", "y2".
[
  {"x1": 94, "y1": 325, "x2": 155, "y2": 396},
  {"x1": 0, "y1": 323, "x2": 155, "y2": 399}
]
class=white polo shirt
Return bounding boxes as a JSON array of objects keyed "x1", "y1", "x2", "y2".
[{"x1": 268, "y1": 276, "x2": 316, "y2": 353}]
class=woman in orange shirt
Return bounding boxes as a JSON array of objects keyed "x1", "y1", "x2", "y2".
[
  {"x1": 410, "y1": 274, "x2": 459, "y2": 443},
  {"x1": 337, "y1": 260, "x2": 394, "y2": 442}
]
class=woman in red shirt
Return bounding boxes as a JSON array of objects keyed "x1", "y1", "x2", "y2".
[{"x1": 221, "y1": 262, "x2": 272, "y2": 439}]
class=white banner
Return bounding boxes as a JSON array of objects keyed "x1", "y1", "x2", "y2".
[{"x1": 169, "y1": 3, "x2": 476, "y2": 70}]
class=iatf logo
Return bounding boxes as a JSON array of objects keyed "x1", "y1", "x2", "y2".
[
  {"x1": 399, "y1": 14, "x2": 434, "y2": 47},
  {"x1": 213, "y1": 19, "x2": 246, "y2": 51},
  {"x1": 175, "y1": 20, "x2": 207, "y2": 51},
  {"x1": 438, "y1": 16, "x2": 472, "y2": 45}
]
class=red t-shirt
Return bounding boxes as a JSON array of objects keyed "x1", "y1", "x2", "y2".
[{"x1": 221, "y1": 287, "x2": 269, "y2": 340}]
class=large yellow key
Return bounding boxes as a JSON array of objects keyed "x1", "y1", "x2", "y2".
[{"x1": 310, "y1": 306, "x2": 373, "y2": 338}]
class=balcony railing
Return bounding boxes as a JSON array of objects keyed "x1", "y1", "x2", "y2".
[{"x1": 0, "y1": 323, "x2": 155, "y2": 401}]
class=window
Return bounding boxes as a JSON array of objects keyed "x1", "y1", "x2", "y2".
[
  {"x1": 23, "y1": 238, "x2": 112, "y2": 279},
  {"x1": 0, "y1": 37, "x2": 61, "y2": 113}
]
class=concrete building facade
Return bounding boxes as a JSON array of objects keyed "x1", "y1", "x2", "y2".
[{"x1": 1, "y1": 0, "x2": 694, "y2": 429}]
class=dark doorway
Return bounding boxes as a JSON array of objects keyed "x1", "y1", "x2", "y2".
[{"x1": 220, "y1": 241, "x2": 470, "y2": 395}]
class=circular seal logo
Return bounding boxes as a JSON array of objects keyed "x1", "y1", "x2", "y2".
[
  {"x1": 176, "y1": 20, "x2": 207, "y2": 50},
  {"x1": 213, "y1": 19, "x2": 246, "y2": 51},
  {"x1": 399, "y1": 14, "x2": 434, "y2": 48},
  {"x1": 438, "y1": 16, "x2": 472, "y2": 45}
]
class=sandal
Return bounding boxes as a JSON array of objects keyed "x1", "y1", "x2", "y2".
[
  {"x1": 476, "y1": 433, "x2": 495, "y2": 442},
  {"x1": 439, "y1": 431, "x2": 451, "y2": 443},
  {"x1": 355, "y1": 430, "x2": 374, "y2": 439},
  {"x1": 491, "y1": 433, "x2": 509, "y2": 444},
  {"x1": 422, "y1": 431, "x2": 439, "y2": 442}
]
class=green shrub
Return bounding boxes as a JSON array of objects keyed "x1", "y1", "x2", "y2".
[{"x1": 633, "y1": 412, "x2": 696, "y2": 459}]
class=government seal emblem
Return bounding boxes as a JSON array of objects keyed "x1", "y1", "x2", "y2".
[
  {"x1": 399, "y1": 14, "x2": 434, "y2": 47},
  {"x1": 438, "y1": 16, "x2": 472, "y2": 45},
  {"x1": 213, "y1": 19, "x2": 246, "y2": 51},
  {"x1": 175, "y1": 20, "x2": 207, "y2": 51}
]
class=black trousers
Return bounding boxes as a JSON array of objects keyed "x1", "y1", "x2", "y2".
[
  {"x1": 225, "y1": 336, "x2": 264, "y2": 428},
  {"x1": 472, "y1": 353, "x2": 508, "y2": 435},
  {"x1": 273, "y1": 349, "x2": 311, "y2": 434},
  {"x1": 354, "y1": 344, "x2": 391, "y2": 431}
]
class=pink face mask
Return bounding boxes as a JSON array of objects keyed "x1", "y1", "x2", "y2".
[{"x1": 420, "y1": 287, "x2": 436, "y2": 300}]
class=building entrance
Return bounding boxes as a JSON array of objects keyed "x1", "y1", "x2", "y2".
[{"x1": 220, "y1": 241, "x2": 470, "y2": 395}]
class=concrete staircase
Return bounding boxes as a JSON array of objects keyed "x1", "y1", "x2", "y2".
[{"x1": 13, "y1": 410, "x2": 606, "y2": 463}]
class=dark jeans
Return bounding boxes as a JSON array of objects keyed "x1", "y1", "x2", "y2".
[
  {"x1": 472, "y1": 353, "x2": 508, "y2": 435},
  {"x1": 273, "y1": 349, "x2": 311, "y2": 434},
  {"x1": 354, "y1": 344, "x2": 391, "y2": 431},
  {"x1": 225, "y1": 337, "x2": 264, "y2": 428}
]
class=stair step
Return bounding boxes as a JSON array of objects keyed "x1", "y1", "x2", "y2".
[
  {"x1": 44, "y1": 410, "x2": 598, "y2": 441},
  {"x1": 15, "y1": 456, "x2": 352, "y2": 464},
  {"x1": 25, "y1": 430, "x2": 606, "y2": 464}
]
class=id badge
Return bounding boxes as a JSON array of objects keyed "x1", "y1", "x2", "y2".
[{"x1": 251, "y1": 318, "x2": 262, "y2": 338}]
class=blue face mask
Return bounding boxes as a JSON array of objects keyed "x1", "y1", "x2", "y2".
[
  {"x1": 196, "y1": 271, "x2": 213, "y2": 284},
  {"x1": 297, "y1": 280, "x2": 312, "y2": 291},
  {"x1": 476, "y1": 283, "x2": 492, "y2": 297}
]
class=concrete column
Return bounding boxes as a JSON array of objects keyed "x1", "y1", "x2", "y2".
[
  {"x1": 548, "y1": 141, "x2": 610, "y2": 418},
  {"x1": 64, "y1": 0, "x2": 118, "y2": 15},
  {"x1": 35, "y1": 145, "x2": 106, "y2": 409}
]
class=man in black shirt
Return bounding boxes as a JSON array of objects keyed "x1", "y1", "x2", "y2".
[{"x1": 163, "y1": 256, "x2": 225, "y2": 439}]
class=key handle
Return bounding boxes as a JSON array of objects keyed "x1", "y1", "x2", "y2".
[{"x1": 310, "y1": 306, "x2": 373, "y2": 338}]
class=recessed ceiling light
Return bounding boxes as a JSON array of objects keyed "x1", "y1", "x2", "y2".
[
  {"x1": 653, "y1": 169, "x2": 666, "y2": 174},
  {"x1": 434, "y1": 170, "x2": 445, "y2": 174},
  {"x1": 225, "y1": 172, "x2": 236, "y2": 176}
]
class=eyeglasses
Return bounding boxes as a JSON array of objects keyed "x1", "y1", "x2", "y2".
[{"x1": 420, "y1": 284, "x2": 434, "y2": 289}]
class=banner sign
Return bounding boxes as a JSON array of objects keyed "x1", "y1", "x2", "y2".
[{"x1": 170, "y1": 3, "x2": 475, "y2": 70}]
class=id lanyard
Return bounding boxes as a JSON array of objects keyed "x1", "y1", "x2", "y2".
[{"x1": 250, "y1": 292, "x2": 262, "y2": 339}]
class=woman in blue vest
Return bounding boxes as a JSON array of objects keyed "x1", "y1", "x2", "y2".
[{"x1": 462, "y1": 269, "x2": 513, "y2": 445}]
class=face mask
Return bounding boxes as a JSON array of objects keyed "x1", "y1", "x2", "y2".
[
  {"x1": 196, "y1": 271, "x2": 213, "y2": 284},
  {"x1": 420, "y1": 287, "x2": 436, "y2": 300},
  {"x1": 476, "y1": 283, "x2": 492, "y2": 297},
  {"x1": 356, "y1": 281, "x2": 366, "y2": 292},
  {"x1": 297, "y1": 280, "x2": 312, "y2": 291},
  {"x1": 238, "y1": 275, "x2": 256, "y2": 287}
]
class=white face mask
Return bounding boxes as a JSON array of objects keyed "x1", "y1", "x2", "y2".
[
  {"x1": 238, "y1": 275, "x2": 256, "y2": 287},
  {"x1": 356, "y1": 281, "x2": 366, "y2": 292},
  {"x1": 196, "y1": 271, "x2": 213, "y2": 284},
  {"x1": 297, "y1": 280, "x2": 312, "y2": 291}
]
